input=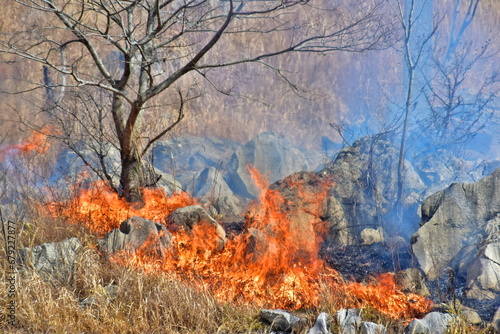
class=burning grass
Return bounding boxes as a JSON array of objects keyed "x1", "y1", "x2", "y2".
[
  {"x1": 40, "y1": 166, "x2": 433, "y2": 321},
  {"x1": 2, "y1": 133, "x2": 435, "y2": 330},
  {"x1": 47, "y1": 181, "x2": 196, "y2": 236},
  {"x1": 0, "y1": 185, "x2": 490, "y2": 333},
  {"x1": 0, "y1": 239, "x2": 262, "y2": 333}
]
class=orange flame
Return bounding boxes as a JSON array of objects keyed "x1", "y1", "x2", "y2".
[
  {"x1": 47, "y1": 166, "x2": 433, "y2": 319},
  {"x1": 347, "y1": 273, "x2": 433, "y2": 319},
  {"x1": 48, "y1": 181, "x2": 195, "y2": 236},
  {"x1": 0, "y1": 127, "x2": 54, "y2": 161}
]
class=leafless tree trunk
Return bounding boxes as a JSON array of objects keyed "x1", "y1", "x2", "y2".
[
  {"x1": 1, "y1": 0, "x2": 390, "y2": 204},
  {"x1": 386, "y1": 0, "x2": 438, "y2": 215}
]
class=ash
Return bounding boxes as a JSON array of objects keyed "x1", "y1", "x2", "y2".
[{"x1": 320, "y1": 241, "x2": 414, "y2": 282}]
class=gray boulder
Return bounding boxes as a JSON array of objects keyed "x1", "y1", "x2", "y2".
[
  {"x1": 493, "y1": 306, "x2": 500, "y2": 333},
  {"x1": 260, "y1": 309, "x2": 303, "y2": 332},
  {"x1": 412, "y1": 168, "x2": 500, "y2": 279},
  {"x1": 308, "y1": 313, "x2": 331, "y2": 334},
  {"x1": 192, "y1": 166, "x2": 242, "y2": 216},
  {"x1": 99, "y1": 216, "x2": 172, "y2": 257},
  {"x1": 225, "y1": 131, "x2": 321, "y2": 198},
  {"x1": 18, "y1": 237, "x2": 82, "y2": 283},
  {"x1": 323, "y1": 135, "x2": 424, "y2": 241},
  {"x1": 154, "y1": 169, "x2": 183, "y2": 195},
  {"x1": 405, "y1": 312, "x2": 454, "y2": 334},
  {"x1": 50, "y1": 144, "x2": 120, "y2": 187},
  {"x1": 165, "y1": 205, "x2": 226, "y2": 250},
  {"x1": 337, "y1": 309, "x2": 361, "y2": 334},
  {"x1": 395, "y1": 268, "x2": 430, "y2": 297},
  {"x1": 412, "y1": 149, "x2": 475, "y2": 198},
  {"x1": 360, "y1": 322, "x2": 387, "y2": 334},
  {"x1": 466, "y1": 241, "x2": 500, "y2": 300},
  {"x1": 153, "y1": 136, "x2": 240, "y2": 174}
]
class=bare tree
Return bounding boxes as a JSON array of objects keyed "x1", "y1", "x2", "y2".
[
  {"x1": 386, "y1": 0, "x2": 439, "y2": 214},
  {"x1": 418, "y1": 0, "x2": 498, "y2": 152},
  {"x1": 422, "y1": 40, "x2": 498, "y2": 150},
  {"x1": 0, "y1": 0, "x2": 389, "y2": 204},
  {"x1": 444, "y1": 0, "x2": 480, "y2": 63}
]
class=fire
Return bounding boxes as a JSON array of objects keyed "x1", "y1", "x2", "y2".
[
  {"x1": 0, "y1": 127, "x2": 53, "y2": 161},
  {"x1": 47, "y1": 165, "x2": 433, "y2": 319},
  {"x1": 347, "y1": 273, "x2": 433, "y2": 319},
  {"x1": 48, "y1": 181, "x2": 195, "y2": 235}
]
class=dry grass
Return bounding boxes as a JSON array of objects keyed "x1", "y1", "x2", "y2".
[
  {"x1": 0, "y1": 217, "x2": 263, "y2": 333},
  {"x1": 1, "y1": 211, "x2": 498, "y2": 333}
]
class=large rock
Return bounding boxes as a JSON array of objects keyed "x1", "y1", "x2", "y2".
[
  {"x1": 260, "y1": 309, "x2": 304, "y2": 332},
  {"x1": 99, "y1": 216, "x2": 172, "y2": 257},
  {"x1": 50, "y1": 144, "x2": 120, "y2": 187},
  {"x1": 323, "y1": 135, "x2": 424, "y2": 242},
  {"x1": 225, "y1": 131, "x2": 322, "y2": 198},
  {"x1": 493, "y1": 306, "x2": 500, "y2": 333},
  {"x1": 395, "y1": 268, "x2": 430, "y2": 297},
  {"x1": 154, "y1": 169, "x2": 183, "y2": 195},
  {"x1": 337, "y1": 309, "x2": 361, "y2": 334},
  {"x1": 360, "y1": 322, "x2": 387, "y2": 334},
  {"x1": 412, "y1": 149, "x2": 475, "y2": 198},
  {"x1": 308, "y1": 313, "x2": 331, "y2": 334},
  {"x1": 18, "y1": 237, "x2": 83, "y2": 283},
  {"x1": 192, "y1": 166, "x2": 242, "y2": 216},
  {"x1": 405, "y1": 312, "x2": 454, "y2": 334},
  {"x1": 153, "y1": 136, "x2": 240, "y2": 174},
  {"x1": 411, "y1": 168, "x2": 500, "y2": 279},
  {"x1": 466, "y1": 241, "x2": 500, "y2": 300}
]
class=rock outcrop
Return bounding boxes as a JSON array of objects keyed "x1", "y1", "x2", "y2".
[
  {"x1": 405, "y1": 312, "x2": 454, "y2": 334},
  {"x1": 466, "y1": 241, "x2": 500, "y2": 299},
  {"x1": 99, "y1": 216, "x2": 172, "y2": 257},
  {"x1": 225, "y1": 131, "x2": 322, "y2": 198},
  {"x1": 191, "y1": 166, "x2": 242, "y2": 216},
  {"x1": 411, "y1": 168, "x2": 500, "y2": 280},
  {"x1": 322, "y1": 135, "x2": 424, "y2": 243},
  {"x1": 18, "y1": 237, "x2": 83, "y2": 283}
]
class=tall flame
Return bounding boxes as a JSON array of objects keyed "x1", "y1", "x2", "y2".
[{"x1": 109, "y1": 166, "x2": 340, "y2": 310}]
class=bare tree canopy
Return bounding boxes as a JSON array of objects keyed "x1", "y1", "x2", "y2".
[{"x1": 0, "y1": 0, "x2": 390, "y2": 203}]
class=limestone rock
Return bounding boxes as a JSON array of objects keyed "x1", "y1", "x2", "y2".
[
  {"x1": 405, "y1": 312, "x2": 454, "y2": 334},
  {"x1": 395, "y1": 268, "x2": 430, "y2": 297},
  {"x1": 323, "y1": 135, "x2": 424, "y2": 241},
  {"x1": 260, "y1": 309, "x2": 303, "y2": 332},
  {"x1": 153, "y1": 136, "x2": 240, "y2": 174},
  {"x1": 154, "y1": 169, "x2": 183, "y2": 195},
  {"x1": 466, "y1": 241, "x2": 500, "y2": 300},
  {"x1": 412, "y1": 149, "x2": 474, "y2": 198},
  {"x1": 225, "y1": 131, "x2": 320, "y2": 198},
  {"x1": 412, "y1": 168, "x2": 500, "y2": 279},
  {"x1": 360, "y1": 228, "x2": 385, "y2": 245},
  {"x1": 99, "y1": 216, "x2": 172, "y2": 257},
  {"x1": 308, "y1": 313, "x2": 331, "y2": 334},
  {"x1": 192, "y1": 166, "x2": 242, "y2": 216},
  {"x1": 493, "y1": 306, "x2": 500, "y2": 333},
  {"x1": 18, "y1": 237, "x2": 83, "y2": 284},
  {"x1": 460, "y1": 308, "x2": 482, "y2": 326},
  {"x1": 337, "y1": 309, "x2": 361, "y2": 334},
  {"x1": 360, "y1": 321, "x2": 387, "y2": 334}
]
